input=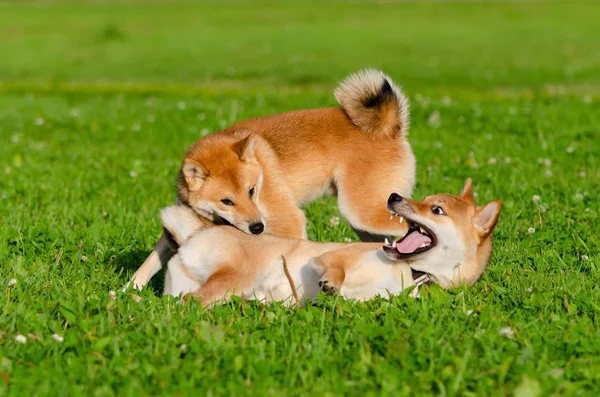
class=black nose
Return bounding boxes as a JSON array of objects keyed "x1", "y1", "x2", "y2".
[
  {"x1": 388, "y1": 193, "x2": 403, "y2": 206},
  {"x1": 249, "y1": 222, "x2": 264, "y2": 235}
]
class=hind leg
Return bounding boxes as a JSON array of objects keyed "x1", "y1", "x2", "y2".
[
  {"x1": 185, "y1": 266, "x2": 240, "y2": 307},
  {"x1": 336, "y1": 158, "x2": 414, "y2": 239}
]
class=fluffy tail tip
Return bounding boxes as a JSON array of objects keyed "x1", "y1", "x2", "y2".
[{"x1": 334, "y1": 69, "x2": 410, "y2": 137}]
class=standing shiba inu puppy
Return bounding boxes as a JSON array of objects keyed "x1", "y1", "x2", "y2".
[
  {"x1": 160, "y1": 179, "x2": 502, "y2": 306},
  {"x1": 130, "y1": 69, "x2": 416, "y2": 289}
]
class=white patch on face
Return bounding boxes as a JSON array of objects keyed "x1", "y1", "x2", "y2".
[
  {"x1": 192, "y1": 200, "x2": 220, "y2": 222},
  {"x1": 402, "y1": 215, "x2": 467, "y2": 287}
]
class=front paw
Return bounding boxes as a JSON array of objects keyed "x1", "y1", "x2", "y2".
[{"x1": 319, "y1": 279, "x2": 338, "y2": 295}]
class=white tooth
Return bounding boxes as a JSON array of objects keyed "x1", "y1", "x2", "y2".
[
  {"x1": 389, "y1": 215, "x2": 394, "y2": 220},
  {"x1": 399, "y1": 216, "x2": 404, "y2": 224},
  {"x1": 384, "y1": 238, "x2": 390, "y2": 246},
  {"x1": 392, "y1": 240, "x2": 397, "y2": 248}
]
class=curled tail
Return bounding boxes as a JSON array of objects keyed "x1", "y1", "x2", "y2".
[
  {"x1": 334, "y1": 69, "x2": 410, "y2": 138},
  {"x1": 160, "y1": 205, "x2": 205, "y2": 245}
]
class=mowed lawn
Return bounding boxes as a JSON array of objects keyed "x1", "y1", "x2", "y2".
[{"x1": 1, "y1": 1, "x2": 599, "y2": 395}]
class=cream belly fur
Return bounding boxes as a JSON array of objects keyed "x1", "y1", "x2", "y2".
[{"x1": 162, "y1": 226, "x2": 414, "y2": 304}]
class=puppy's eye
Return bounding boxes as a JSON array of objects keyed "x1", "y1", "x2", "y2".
[
  {"x1": 432, "y1": 206, "x2": 446, "y2": 216},
  {"x1": 248, "y1": 187, "x2": 255, "y2": 197},
  {"x1": 221, "y1": 199, "x2": 234, "y2": 206}
]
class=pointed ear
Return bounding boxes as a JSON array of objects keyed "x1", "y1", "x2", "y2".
[
  {"x1": 182, "y1": 159, "x2": 208, "y2": 191},
  {"x1": 474, "y1": 200, "x2": 502, "y2": 239},
  {"x1": 233, "y1": 134, "x2": 256, "y2": 162},
  {"x1": 460, "y1": 178, "x2": 474, "y2": 205}
]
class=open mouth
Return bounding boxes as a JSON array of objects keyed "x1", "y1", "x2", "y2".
[{"x1": 383, "y1": 214, "x2": 437, "y2": 258}]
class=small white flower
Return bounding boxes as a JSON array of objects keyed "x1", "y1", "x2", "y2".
[
  {"x1": 578, "y1": 171, "x2": 586, "y2": 178},
  {"x1": 52, "y1": 333, "x2": 64, "y2": 343},
  {"x1": 566, "y1": 146, "x2": 574, "y2": 153},
  {"x1": 582, "y1": 95, "x2": 592, "y2": 104},
  {"x1": 541, "y1": 142, "x2": 548, "y2": 150},
  {"x1": 146, "y1": 115, "x2": 155, "y2": 123},
  {"x1": 488, "y1": 157, "x2": 497, "y2": 165},
  {"x1": 466, "y1": 310, "x2": 474, "y2": 316},
  {"x1": 329, "y1": 216, "x2": 340, "y2": 227},
  {"x1": 129, "y1": 316, "x2": 134, "y2": 322},
  {"x1": 8, "y1": 278, "x2": 17, "y2": 287},
  {"x1": 582, "y1": 255, "x2": 589, "y2": 261},
  {"x1": 537, "y1": 158, "x2": 544, "y2": 164},
  {"x1": 441, "y1": 96, "x2": 452, "y2": 106},
  {"x1": 532, "y1": 195, "x2": 541, "y2": 203},
  {"x1": 543, "y1": 158, "x2": 552, "y2": 167},
  {"x1": 71, "y1": 108, "x2": 80, "y2": 117},
  {"x1": 132, "y1": 123, "x2": 141, "y2": 132},
  {"x1": 102, "y1": 211, "x2": 108, "y2": 218},
  {"x1": 434, "y1": 142, "x2": 443, "y2": 149},
  {"x1": 129, "y1": 171, "x2": 138, "y2": 178},
  {"x1": 443, "y1": 176, "x2": 450, "y2": 182},
  {"x1": 11, "y1": 134, "x2": 20, "y2": 143},
  {"x1": 180, "y1": 344, "x2": 188, "y2": 351},
  {"x1": 574, "y1": 193, "x2": 584, "y2": 201},
  {"x1": 109, "y1": 290, "x2": 117, "y2": 300},
  {"x1": 544, "y1": 169, "x2": 553, "y2": 177},
  {"x1": 200, "y1": 128, "x2": 210, "y2": 136},
  {"x1": 539, "y1": 204, "x2": 548, "y2": 213},
  {"x1": 427, "y1": 111, "x2": 441, "y2": 128},
  {"x1": 177, "y1": 101, "x2": 186, "y2": 110},
  {"x1": 343, "y1": 238, "x2": 352, "y2": 243},
  {"x1": 526, "y1": 287, "x2": 533, "y2": 293},
  {"x1": 504, "y1": 157, "x2": 511, "y2": 164},
  {"x1": 499, "y1": 327, "x2": 515, "y2": 339},
  {"x1": 35, "y1": 117, "x2": 45, "y2": 126},
  {"x1": 485, "y1": 133, "x2": 493, "y2": 140},
  {"x1": 81, "y1": 255, "x2": 88, "y2": 262},
  {"x1": 15, "y1": 334, "x2": 27, "y2": 344},
  {"x1": 528, "y1": 227, "x2": 535, "y2": 234}
]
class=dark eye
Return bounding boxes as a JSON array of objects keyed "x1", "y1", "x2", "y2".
[
  {"x1": 248, "y1": 187, "x2": 255, "y2": 197},
  {"x1": 432, "y1": 206, "x2": 446, "y2": 215},
  {"x1": 221, "y1": 199, "x2": 234, "y2": 206}
]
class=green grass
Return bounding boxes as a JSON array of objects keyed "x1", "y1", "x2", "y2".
[{"x1": 1, "y1": 1, "x2": 599, "y2": 395}]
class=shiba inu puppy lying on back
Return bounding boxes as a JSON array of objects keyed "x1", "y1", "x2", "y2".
[
  {"x1": 160, "y1": 179, "x2": 502, "y2": 306},
  {"x1": 130, "y1": 69, "x2": 416, "y2": 290}
]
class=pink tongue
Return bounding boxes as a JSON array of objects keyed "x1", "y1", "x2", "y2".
[{"x1": 396, "y1": 231, "x2": 432, "y2": 254}]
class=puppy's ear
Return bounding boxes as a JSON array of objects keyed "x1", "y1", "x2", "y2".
[
  {"x1": 234, "y1": 134, "x2": 256, "y2": 162},
  {"x1": 182, "y1": 159, "x2": 208, "y2": 191},
  {"x1": 460, "y1": 178, "x2": 475, "y2": 205},
  {"x1": 474, "y1": 200, "x2": 502, "y2": 239}
]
